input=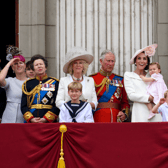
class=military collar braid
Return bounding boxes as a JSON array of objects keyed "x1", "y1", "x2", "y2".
[
  {"x1": 36, "y1": 74, "x2": 48, "y2": 81},
  {"x1": 99, "y1": 68, "x2": 112, "y2": 77}
]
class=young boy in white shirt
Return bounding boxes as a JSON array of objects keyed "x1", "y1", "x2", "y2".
[
  {"x1": 59, "y1": 82, "x2": 94, "y2": 123},
  {"x1": 152, "y1": 90, "x2": 168, "y2": 122}
]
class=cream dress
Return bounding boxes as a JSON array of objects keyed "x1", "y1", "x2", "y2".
[
  {"x1": 56, "y1": 75, "x2": 98, "y2": 110},
  {"x1": 124, "y1": 72, "x2": 162, "y2": 122}
]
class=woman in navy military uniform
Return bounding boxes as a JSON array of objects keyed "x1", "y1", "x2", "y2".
[{"x1": 21, "y1": 55, "x2": 60, "y2": 123}]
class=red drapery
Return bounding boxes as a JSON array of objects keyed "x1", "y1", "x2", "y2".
[{"x1": 0, "y1": 123, "x2": 168, "y2": 168}]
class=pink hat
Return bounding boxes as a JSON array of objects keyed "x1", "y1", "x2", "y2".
[
  {"x1": 130, "y1": 44, "x2": 158, "y2": 64},
  {"x1": 13, "y1": 55, "x2": 25, "y2": 62}
]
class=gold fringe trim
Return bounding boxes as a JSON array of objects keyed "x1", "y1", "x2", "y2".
[
  {"x1": 125, "y1": 106, "x2": 129, "y2": 118},
  {"x1": 57, "y1": 125, "x2": 67, "y2": 168},
  {"x1": 22, "y1": 81, "x2": 41, "y2": 108},
  {"x1": 94, "y1": 77, "x2": 110, "y2": 96}
]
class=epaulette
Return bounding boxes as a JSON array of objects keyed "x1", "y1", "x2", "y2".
[
  {"x1": 49, "y1": 77, "x2": 60, "y2": 82},
  {"x1": 22, "y1": 77, "x2": 41, "y2": 108},
  {"x1": 89, "y1": 72, "x2": 98, "y2": 77},
  {"x1": 113, "y1": 73, "x2": 123, "y2": 78},
  {"x1": 22, "y1": 77, "x2": 35, "y2": 90}
]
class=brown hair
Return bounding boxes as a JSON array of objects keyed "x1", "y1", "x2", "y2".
[
  {"x1": 31, "y1": 54, "x2": 48, "y2": 70},
  {"x1": 68, "y1": 82, "x2": 82, "y2": 91},
  {"x1": 26, "y1": 60, "x2": 34, "y2": 70},
  {"x1": 134, "y1": 52, "x2": 150, "y2": 70},
  {"x1": 149, "y1": 62, "x2": 161, "y2": 73}
]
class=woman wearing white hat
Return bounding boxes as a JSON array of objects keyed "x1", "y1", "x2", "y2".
[
  {"x1": 56, "y1": 47, "x2": 98, "y2": 110},
  {"x1": 124, "y1": 44, "x2": 162, "y2": 122}
]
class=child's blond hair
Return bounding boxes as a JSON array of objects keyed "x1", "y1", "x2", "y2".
[
  {"x1": 164, "y1": 90, "x2": 168, "y2": 98},
  {"x1": 68, "y1": 82, "x2": 82, "y2": 92}
]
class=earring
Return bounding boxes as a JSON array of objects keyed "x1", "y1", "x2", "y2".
[{"x1": 135, "y1": 63, "x2": 137, "y2": 66}]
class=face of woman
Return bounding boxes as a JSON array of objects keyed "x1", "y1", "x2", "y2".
[
  {"x1": 33, "y1": 59, "x2": 47, "y2": 76},
  {"x1": 12, "y1": 61, "x2": 26, "y2": 74},
  {"x1": 72, "y1": 60, "x2": 84, "y2": 75},
  {"x1": 26, "y1": 68, "x2": 36, "y2": 78},
  {"x1": 135, "y1": 53, "x2": 148, "y2": 71}
]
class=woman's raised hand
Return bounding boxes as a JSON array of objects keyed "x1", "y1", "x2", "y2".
[{"x1": 9, "y1": 57, "x2": 20, "y2": 66}]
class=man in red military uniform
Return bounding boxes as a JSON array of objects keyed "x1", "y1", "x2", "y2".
[{"x1": 90, "y1": 50, "x2": 130, "y2": 122}]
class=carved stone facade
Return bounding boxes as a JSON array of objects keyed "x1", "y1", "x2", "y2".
[{"x1": 19, "y1": 0, "x2": 168, "y2": 85}]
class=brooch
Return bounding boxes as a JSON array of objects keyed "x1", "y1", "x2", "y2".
[
  {"x1": 42, "y1": 97, "x2": 49, "y2": 104},
  {"x1": 47, "y1": 91, "x2": 53, "y2": 98}
]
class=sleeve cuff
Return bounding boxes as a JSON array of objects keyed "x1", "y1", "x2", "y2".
[
  {"x1": 91, "y1": 101, "x2": 98, "y2": 110},
  {"x1": 43, "y1": 111, "x2": 58, "y2": 123},
  {"x1": 23, "y1": 112, "x2": 34, "y2": 123},
  {"x1": 122, "y1": 106, "x2": 129, "y2": 121}
]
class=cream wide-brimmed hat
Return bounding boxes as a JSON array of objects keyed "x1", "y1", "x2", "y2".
[
  {"x1": 63, "y1": 47, "x2": 94, "y2": 73},
  {"x1": 130, "y1": 44, "x2": 158, "y2": 64}
]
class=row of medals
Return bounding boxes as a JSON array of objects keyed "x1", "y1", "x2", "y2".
[
  {"x1": 39, "y1": 83, "x2": 55, "y2": 104},
  {"x1": 106, "y1": 77, "x2": 123, "y2": 99}
]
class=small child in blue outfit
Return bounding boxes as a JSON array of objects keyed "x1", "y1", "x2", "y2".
[
  {"x1": 152, "y1": 90, "x2": 168, "y2": 122},
  {"x1": 59, "y1": 81, "x2": 94, "y2": 123}
]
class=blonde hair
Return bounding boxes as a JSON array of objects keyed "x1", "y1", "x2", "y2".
[
  {"x1": 164, "y1": 90, "x2": 168, "y2": 98},
  {"x1": 68, "y1": 59, "x2": 89, "y2": 75},
  {"x1": 149, "y1": 62, "x2": 161, "y2": 73},
  {"x1": 68, "y1": 82, "x2": 82, "y2": 92}
]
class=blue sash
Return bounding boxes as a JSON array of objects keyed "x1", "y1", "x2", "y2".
[
  {"x1": 98, "y1": 75, "x2": 123, "y2": 103},
  {"x1": 30, "y1": 80, "x2": 56, "y2": 114}
]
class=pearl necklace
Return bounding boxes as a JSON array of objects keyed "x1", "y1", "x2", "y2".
[{"x1": 72, "y1": 75, "x2": 83, "y2": 81}]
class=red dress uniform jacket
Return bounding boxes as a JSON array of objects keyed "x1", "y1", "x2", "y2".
[{"x1": 90, "y1": 70, "x2": 130, "y2": 122}]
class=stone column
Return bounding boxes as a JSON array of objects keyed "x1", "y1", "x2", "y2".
[
  {"x1": 157, "y1": 0, "x2": 168, "y2": 86},
  {"x1": 19, "y1": 0, "x2": 45, "y2": 60},
  {"x1": 45, "y1": 0, "x2": 57, "y2": 77}
]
